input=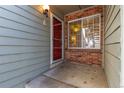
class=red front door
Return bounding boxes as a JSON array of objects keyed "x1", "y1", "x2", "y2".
[{"x1": 53, "y1": 17, "x2": 62, "y2": 61}]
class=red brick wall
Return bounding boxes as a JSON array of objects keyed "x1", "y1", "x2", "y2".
[{"x1": 64, "y1": 5, "x2": 104, "y2": 65}]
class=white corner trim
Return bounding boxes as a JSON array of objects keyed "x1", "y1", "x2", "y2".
[{"x1": 50, "y1": 12, "x2": 53, "y2": 65}]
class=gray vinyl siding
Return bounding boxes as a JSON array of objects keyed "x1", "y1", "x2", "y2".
[
  {"x1": 0, "y1": 5, "x2": 50, "y2": 88},
  {"x1": 104, "y1": 5, "x2": 121, "y2": 87}
]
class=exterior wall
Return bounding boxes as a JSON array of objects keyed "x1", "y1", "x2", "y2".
[
  {"x1": 0, "y1": 5, "x2": 51, "y2": 87},
  {"x1": 104, "y1": 5, "x2": 121, "y2": 87},
  {"x1": 64, "y1": 6, "x2": 104, "y2": 65}
]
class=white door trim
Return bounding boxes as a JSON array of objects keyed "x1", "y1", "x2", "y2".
[{"x1": 50, "y1": 12, "x2": 64, "y2": 67}]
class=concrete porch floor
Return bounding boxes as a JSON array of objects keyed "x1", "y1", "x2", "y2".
[{"x1": 27, "y1": 62, "x2": 108, "y2": 88}]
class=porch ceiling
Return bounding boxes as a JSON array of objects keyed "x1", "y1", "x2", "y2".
[{"x1": 50, "y1": 5, "x2": 93, "y2": 16}]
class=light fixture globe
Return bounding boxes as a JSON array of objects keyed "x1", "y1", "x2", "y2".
[{"x1": 71, "y1": 23, "x2": 80, "y2": 33}]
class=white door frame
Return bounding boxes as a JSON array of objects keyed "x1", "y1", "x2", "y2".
[{"x1": 50, "y1": 13, "x2": 64, "y2": 66}]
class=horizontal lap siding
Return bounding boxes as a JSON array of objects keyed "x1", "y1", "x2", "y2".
[
  {"x1": 0, "y1": 5, "x2": 50, "y2": 87},
  {"x1": 104, "y1": 5, "x2": 121, "y2": 87}
]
